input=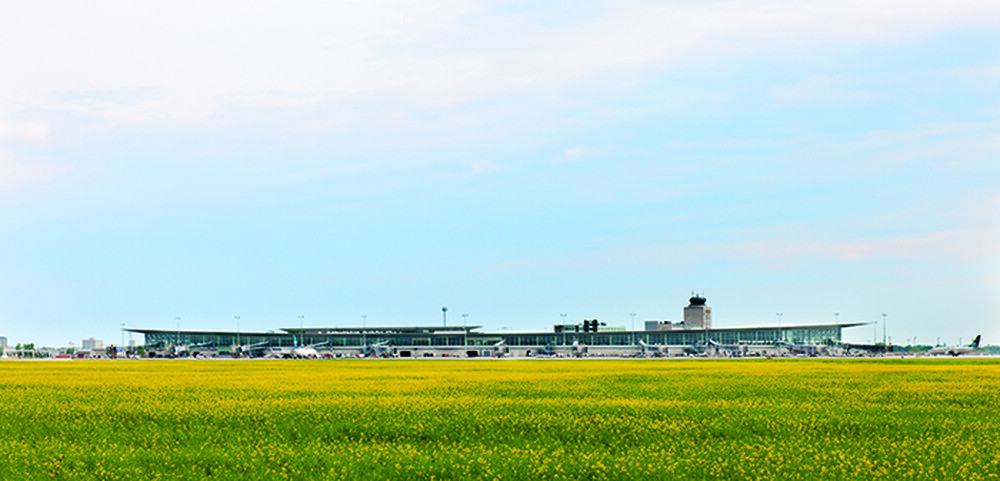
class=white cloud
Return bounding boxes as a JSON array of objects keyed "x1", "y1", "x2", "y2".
[
  {"x1": 528, "y1": 223, "x2": 1000, "y2": 276},
  {"x1": 441, "y1": 159, "x2": 498, "y2": 179},
  {"x1": 555, "y1": 147, "x2": 596, "y2": 164},
  {"x1": 0, "y1": 120, "x2": 60, "y2": 191},
  {"x1": 823, "y1": 120, "x2": 999, "y2": 175},
  {"x1": 0, "y1": 120, "x2": 51, "y2": 144},
  {"x1": 2, "y1": 0, "x2": 998, "y2": 128},
  {"x1": 0, "y1": 153, "x2": 60, "y2": 192},
  {"x1": 768, "y1": 75, "x2": 878, "y2": 106}
]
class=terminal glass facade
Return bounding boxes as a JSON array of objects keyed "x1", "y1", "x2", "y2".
[{"x1": 132, "y1": 323, "x2": 854, "y2": 352}]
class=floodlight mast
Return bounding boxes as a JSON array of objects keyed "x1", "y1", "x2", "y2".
[
  {"x1": 630, "y1": 313, "x2": 636, "y2": 345},
  {"x1": 362, "y1": 314, "x2": 367, "y2": 352},
  {"x1": 462, "y1": 313, "x2": 469, "y2": 347},
  {"x1": 560, "y1": 313, "x2": 567, "y2": 346}
]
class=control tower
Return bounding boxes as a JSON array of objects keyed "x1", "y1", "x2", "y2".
[{"x1": 684, "y1": 294, "x2": 712, "y2": 329}]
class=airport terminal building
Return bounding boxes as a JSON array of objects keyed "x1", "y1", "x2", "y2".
[{"x1": 127, "y1": 296, "x2": 863, "y2": 357}]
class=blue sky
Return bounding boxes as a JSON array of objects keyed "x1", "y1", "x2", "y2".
[{"x1": 1, "y1": 1, "x2": 998, "y2": 347}]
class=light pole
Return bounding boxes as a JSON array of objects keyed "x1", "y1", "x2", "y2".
[
  {"x1": 776, "y1": 312, "x2": 783, "y2": 342},
  {"x1": 120, "y1": 322, "x2": 125, "y2": 349},
  {"x1": 362, "y1": 314, "x2": 367, "y2": 348},
  {"x1": 882, "y1": 313, "x2": 887, "y2": 346},
  {"x1": 834, "y1": 312, "x2": 840, "y2": 324},
  {"x1": 560, "y1": 313, "x2": 567, "y2": 345},
  {"x1": 462, "y1": 313, "x2": 469, "y2": 347},
  {"x1": 235, "y1": 315, "x2": 241, "y2": 347},
  {"x1": 442, "y1": 307, "x2": 448, "y2": 327},
  {"x1": 175, "y1": 316, "x2": 181, "y2": 345},
  {"x1": 630, "y1": 312, "x2": 636, "y2": 345}
]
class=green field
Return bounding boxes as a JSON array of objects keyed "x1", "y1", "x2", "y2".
[{"x1": 1, "y1": 359, "x2": 998, "y2": 480}]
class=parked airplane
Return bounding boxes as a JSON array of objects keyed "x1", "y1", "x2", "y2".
[
  {"x1": 145, "y1": 342, "x2": 175, "y2": 358},
  {"x1": 928, "y1": 335, "x2": 981, "y2": 356},
  {"x1": 231, "y1": 341, "x2": 269, "y2": 358},
  {"x1": 832, "y1": 340, "x2": 893, "y2": 355},
  {"x1": 535, "y1": 341, "x2": 558, "y2": 357},
  {"x1": 290, "y1": 338, "x2": 328, "y2": 359},
  {"x1": 702, "y1": 339, "x2": 753, "y2": 357},
  {"x1": 364, "y1": 341, "x2": 395, "y2": 358},
  {"x1": 775, "y1": 340, "x2": 827, "y2": 357},
  {"x1": 186, "y1": 342, "x2": 218, "y2": 358},
  {"x1": 638, "y1": 340, "x2": 667, "y2": 357},
  {"x1": 570, "y1": 340, "x2": 587, "y2": 358},
  {"x1": 148, "y1": 341, "x2": 214, "y2": 358},
  {"x1": 300, "y1": 341, "x2": 331, "y2": 358},
  {"x1": 492, "y1": 340, "x2": 508, "y2": 358}
]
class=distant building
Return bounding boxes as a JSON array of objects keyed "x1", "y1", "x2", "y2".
[
  {"x1": 82, "y1": 338, "x2": 104, "y2": 350},
  {"x1": 646, "y1": 320, "x2": 678, "y2": 331},
  {"x1": 683, "y1": 294, "x2": 712, "y2": 329},
  {"x1": 0, "y1": 336, "x2": 7, "y2": 351}
]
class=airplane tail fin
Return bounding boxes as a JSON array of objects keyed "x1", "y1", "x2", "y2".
[{"x1": 971, "y1": 335, "x2": 981, "y2": 348}]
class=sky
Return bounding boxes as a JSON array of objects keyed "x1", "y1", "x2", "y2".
[{"x1": 1, "y1": 0, "x2": 998, "y2": 348}]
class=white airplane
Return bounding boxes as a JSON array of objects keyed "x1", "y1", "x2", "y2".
[
  {"x1": 292, "y1": 345, "x2": 318, "y2": 359},
  {"x1": 638, "y1": 340, "x2": 666, "y2": 357},
  {"x1": 292, "y1": 339, "x2": 329, "y2": 359},
  {"x1": 536, "y1": 342, "x2": 558, "y2": 356},
  {"x1": 364, "y1": 341, "x2": 395, "y2": 358},
  {"x1": 145, "y1": 342, "x2": 175, "y2": 358},
  {"x1": 571, "y1": 340, "x2": 587, "y2": 358},
  {"x1": 262, "y1": 336, "x2": 321, "y2": 359},
  {"x1": 231, "y1": 341, "x2": 269, "y2": 358},
  {"x1": 928, "y1": 335, "x2": 981, "y2": 357},
  {"x1": 775, "y1": 340, "x2": 827, "y2": 357},
  {"x1": 149, "y1": 341, "x2": 213, "y2": 358},
  {"x1": 186, "y1": 342, "x2": 219, "y2": 358},
  {"x1": 492, "y1": 340, "x2": 508, "y2": 358}
]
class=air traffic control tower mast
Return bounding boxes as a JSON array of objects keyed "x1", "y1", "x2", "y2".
[{"x1": 684, "y1": 294, "x2": 712, "y2": 329}]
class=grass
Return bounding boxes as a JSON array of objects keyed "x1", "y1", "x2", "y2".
[{"x1": 1, "y1": 359, "x2": 998, "y2": 479}]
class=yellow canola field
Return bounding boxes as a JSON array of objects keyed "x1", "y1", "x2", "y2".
[{"x1": 1, "y1": 359, "x2": 999, "y2": 480}]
